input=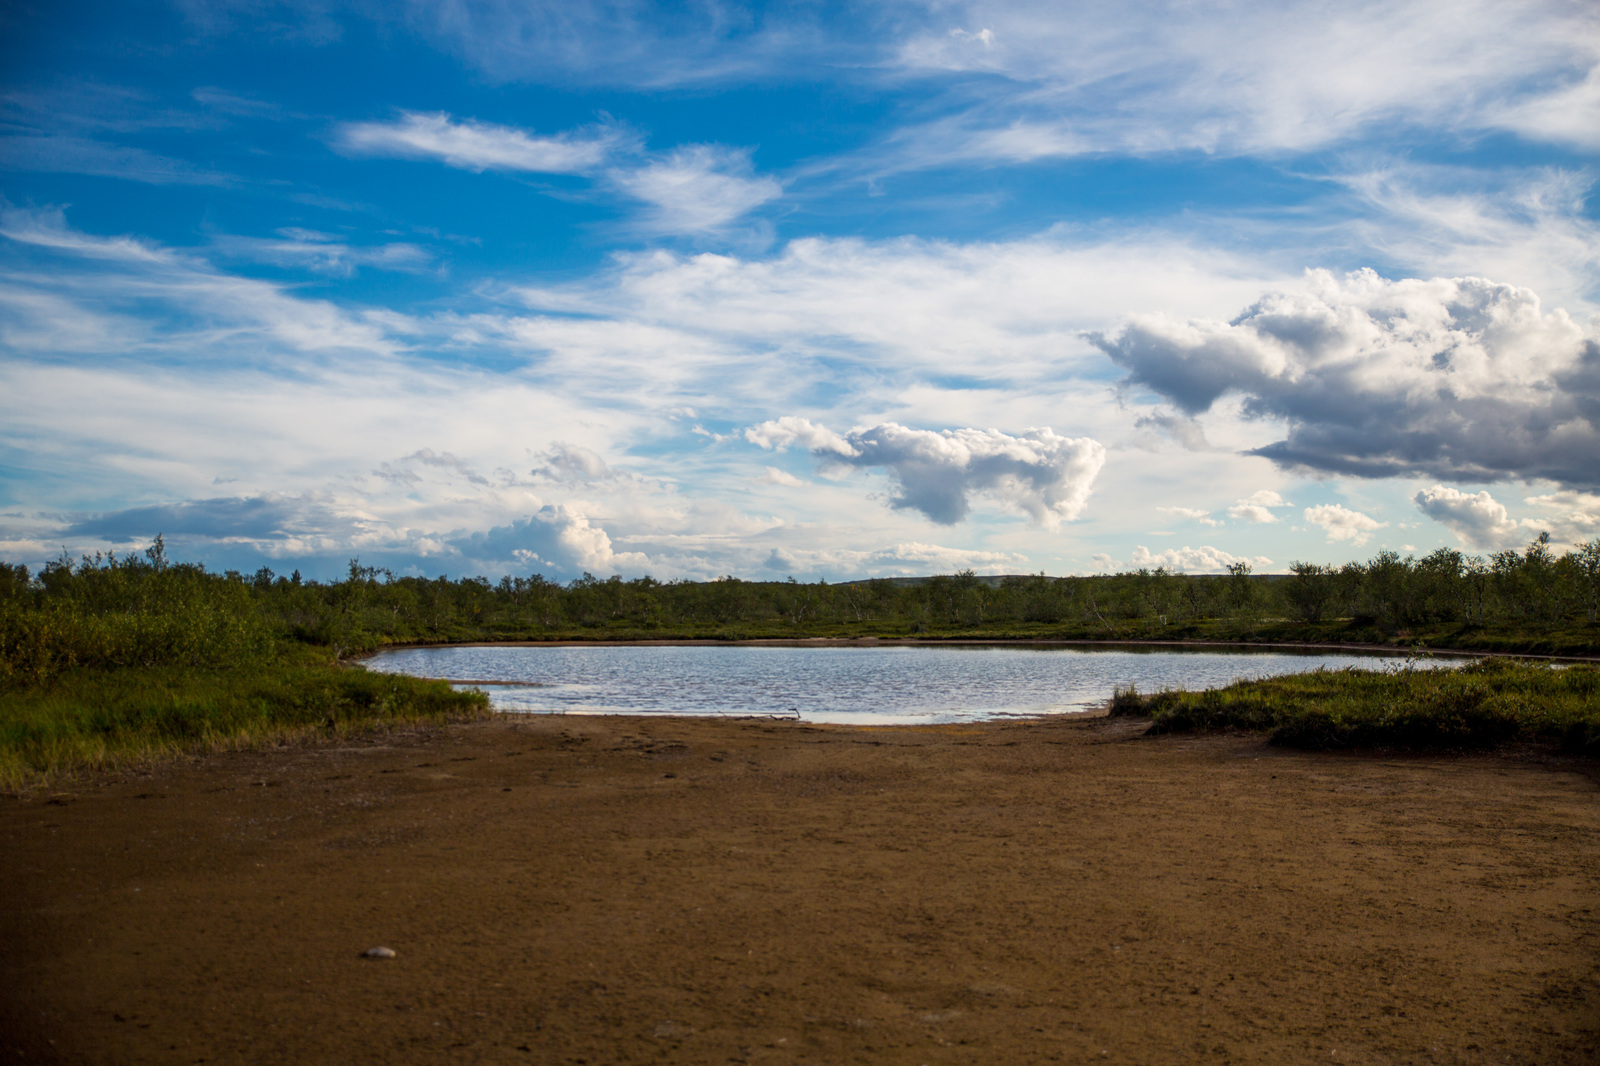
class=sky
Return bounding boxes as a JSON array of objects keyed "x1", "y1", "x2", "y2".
[{"x1": 1, "y1": 0, "x2": 1598, "y2": 582}]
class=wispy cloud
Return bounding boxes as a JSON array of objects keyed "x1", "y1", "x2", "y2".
[
  {"x1": 0, "y1": 206, "x2": 400, "y2": 360},
  {"x1": 337, "y1": 111, "x2": 630, "y2": 173},
  {"x1": 212, "y1": 229, "x2": 433, "y2": 276},
  {"x1": 881, "y1": 0, "x2": 1600, "y2": 166},
  {"x1": 0, "y1": 133, "x2": 237, "y2": 186},
  {"x1": 1155, "y1": 505, "x2": 1221, "y2": 527},
  {"x1": 335, "y1": 111, "x2": 778, "y2": 234},
  {"x1": 606, "y1": 144, "x2": 782, "y2": 234}
]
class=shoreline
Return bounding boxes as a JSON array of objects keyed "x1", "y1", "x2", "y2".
[
  {"x1": 350, "y1": 630, "x2": 1600, "y2": 665},
  {"x1": 354, "y1": 635, "x2": 1600, "y2": 662}
]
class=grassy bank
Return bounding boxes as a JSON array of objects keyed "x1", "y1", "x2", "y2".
[
  {"x1": 0, "y1": 659, "x2": 488, "y2": 791},
  {"x1": 1110, "y1": 658, "x2": 1600, "y2": 754}
]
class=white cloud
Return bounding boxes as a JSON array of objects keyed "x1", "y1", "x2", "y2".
[
  {"x1": 213, "y1": 231, "x2": 433, "y2": 276},
  {"x1": 1228, "y1": 505, "x2": 1278, "y2": 524},
  {"x1": 745, "y1": 416, "x2": 856, "y2": 456},
  {"x1": 336, "y1": 114, "x2": 779, "y2": 234},
  {"x1": 747, "y1": 419, "x2": 1105, "y2": 528},
  {"x1": 1523, "y1": 490, "x2": 1600, "y2": 549},
  {"x1": 1155, "y1": 505, "x2": 1220, "y2": 527},
  {"x1": 763, "y1": 540, "x2": 1027, "y2": 578},
  {"x1": 376, "y1": 448, "x2": 491, "y2": 487},
  {"x1": 1128, "y1": 544, "x2": 1272, "y2": 573},
  {"x1": 607, "y1": 144, "x2": 782, "y2": 233},
  {"x1": 0, "y1": 206, "x2": 399, "y2": 359},
  {"x1": 530, "y1": 442, "x2": 614, "y2": 483},
  {"x1": 885, "y1": 0, "x2": 1600, "y2": 162},
  {"x1": 757, "y1": 466, "x2": 805, "y2": 487},
  {"x1": 1092, "y1": 269, "x2": 1600, "y2": 488},
  {"x1": 516, "y1": 230, "x2": 1277, "y2": 389},
  {"x1": 337, "y1": 111, "x2": 626, "y2": 173},
  {"x1": 1412, "y1": 484, "x2": 1529, "y2": 550},
  {"x1": 1227, "y1": 490, "x2": 1289, "y2": 524},
  {"x1": 1333, "y1": 166, "x2": 1600, "y2": 315},
  {"x1": 454, "y1": 505, "x2": 649, "y2": 576},
  {"x1": 1305, "y1": 503, "x2": 1386, "y2": 545}
]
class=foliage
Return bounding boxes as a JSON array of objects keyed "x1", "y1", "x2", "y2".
[
  {"x1": 1114, "y1": 658, "x2": 1600, "y2": 753},
  {"x1": 0, "y1": 660, "x2": 487, "y2": 789}
]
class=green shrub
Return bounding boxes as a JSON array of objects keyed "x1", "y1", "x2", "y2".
[{"x1": 1132, "y1": 659, "x2": 1599, "y2": 752}]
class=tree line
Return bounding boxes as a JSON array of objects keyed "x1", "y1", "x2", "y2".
[{"x1": 3, "y1": 533, "x2": 1598, "y2": 684}]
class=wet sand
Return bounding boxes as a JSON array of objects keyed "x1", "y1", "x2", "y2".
[{"x1": 1, "y1": 713, "x2": 1597, "y2": 1064}]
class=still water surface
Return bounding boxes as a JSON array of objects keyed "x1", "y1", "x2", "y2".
[{"x1": 363, "y1": 643, "x2": 1464, "y2": 725}]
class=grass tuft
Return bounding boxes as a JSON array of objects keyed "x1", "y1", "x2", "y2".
[
  {"x1": 0, "y1": 663, "x2": 489, "y2": 791},
  {"x1": 1126, "y1": 659, "x2": 1599, "y2": 752}
]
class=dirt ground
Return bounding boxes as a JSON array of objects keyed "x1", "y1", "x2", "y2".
[{"x1": 1, "y1": 713, "x2": 1597, "y2": 1066}]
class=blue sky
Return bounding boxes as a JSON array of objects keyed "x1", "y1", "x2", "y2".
[{"x1": 2, "y1": 0, "x2": 1598, "y2": 581}]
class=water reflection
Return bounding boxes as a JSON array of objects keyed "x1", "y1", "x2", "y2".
[{"x1": 363, "y1": 642, "x2": 1466, "y2": 725}]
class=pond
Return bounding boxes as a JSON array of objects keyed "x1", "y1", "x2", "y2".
[{"x1": 361, "y1": 642, "x2": 1467, "y2": 726}]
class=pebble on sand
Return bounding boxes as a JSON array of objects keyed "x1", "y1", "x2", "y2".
[{"x1": 362, "y1": 946, "x2": 397, "y2": 959}]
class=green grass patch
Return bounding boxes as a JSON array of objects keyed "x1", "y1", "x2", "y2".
[
  {"x1": 0, "y1": 663, "x2": 489, "y2": 790},
  {"x1": 1113, "y1": 658, "x2": 1600, "y2": 754}
]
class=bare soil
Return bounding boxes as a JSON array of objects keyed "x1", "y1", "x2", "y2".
[{"x1": 1, "y1": 713, "x2": 1597, "y2": 1065}]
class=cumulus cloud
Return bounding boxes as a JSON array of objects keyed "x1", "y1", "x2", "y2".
[
  {"x1": 1305, "y1": 503, "x2": 1386, "y2": 545},
  {"x1": 747, "y1": 419, "x2": 1105, "y2": 527},
  {"x1": 1228, "y1": 490, "x2": 1290, "y2": 524},
  {"x1": 743, "y1": 416, "x2": 856, "y2": 456},
  {"x1": 530, "y1": 442, "x2": 613, "y2": 483},
  {"x1": 1128, "y1": 545, "x2": 1272, "y2": 573},
  {"x1": 452, "y1": 505, "x2": 648, "y2": 577},
  {"x1": 337, "y1": 111, "x2": 627, "y2": 174},
  {"x1": 1412, "y1": 485, "x2": 1530, "y2": 550},
  {"x1": 1091, "y1": 269, "x2": 1600, "y2": 488}
]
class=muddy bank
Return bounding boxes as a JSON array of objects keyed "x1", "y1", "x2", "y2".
[{"x1": 1, "y1": 714, "x2": 1597, "y2": 1064}]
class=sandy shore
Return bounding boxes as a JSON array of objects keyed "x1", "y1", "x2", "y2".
[{"x1": 1, "y1": 713, "x2": 1597, "y2": 1064}]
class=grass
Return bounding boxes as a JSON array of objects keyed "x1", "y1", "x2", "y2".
[
  {"x1": 1111, "y1": 658, "x2": 1600, "y2": 754},
  {"x1": 0, "y1": 662, "x2": 489, "y2": 791}
]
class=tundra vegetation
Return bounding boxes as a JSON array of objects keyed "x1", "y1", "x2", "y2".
[{"x1": 1, "y1": 534, "x2": 1597, "y2": 784}]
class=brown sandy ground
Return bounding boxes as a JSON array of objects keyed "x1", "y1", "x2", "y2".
[{"x1": 1, "y1": 714, "x2": 1597, "y2": 1066}]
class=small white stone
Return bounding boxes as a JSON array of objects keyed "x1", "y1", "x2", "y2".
[{"x1": 362, "y1": 946, "x2": 396, "y2": 959}]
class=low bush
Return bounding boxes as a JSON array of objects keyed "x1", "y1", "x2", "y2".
[
  {"x1": 0, "y1": 663, "x2": 488, "y2": 790},
  {"x1": 1130, "y1": 659, "x2": 1599, "y2": 752}
]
